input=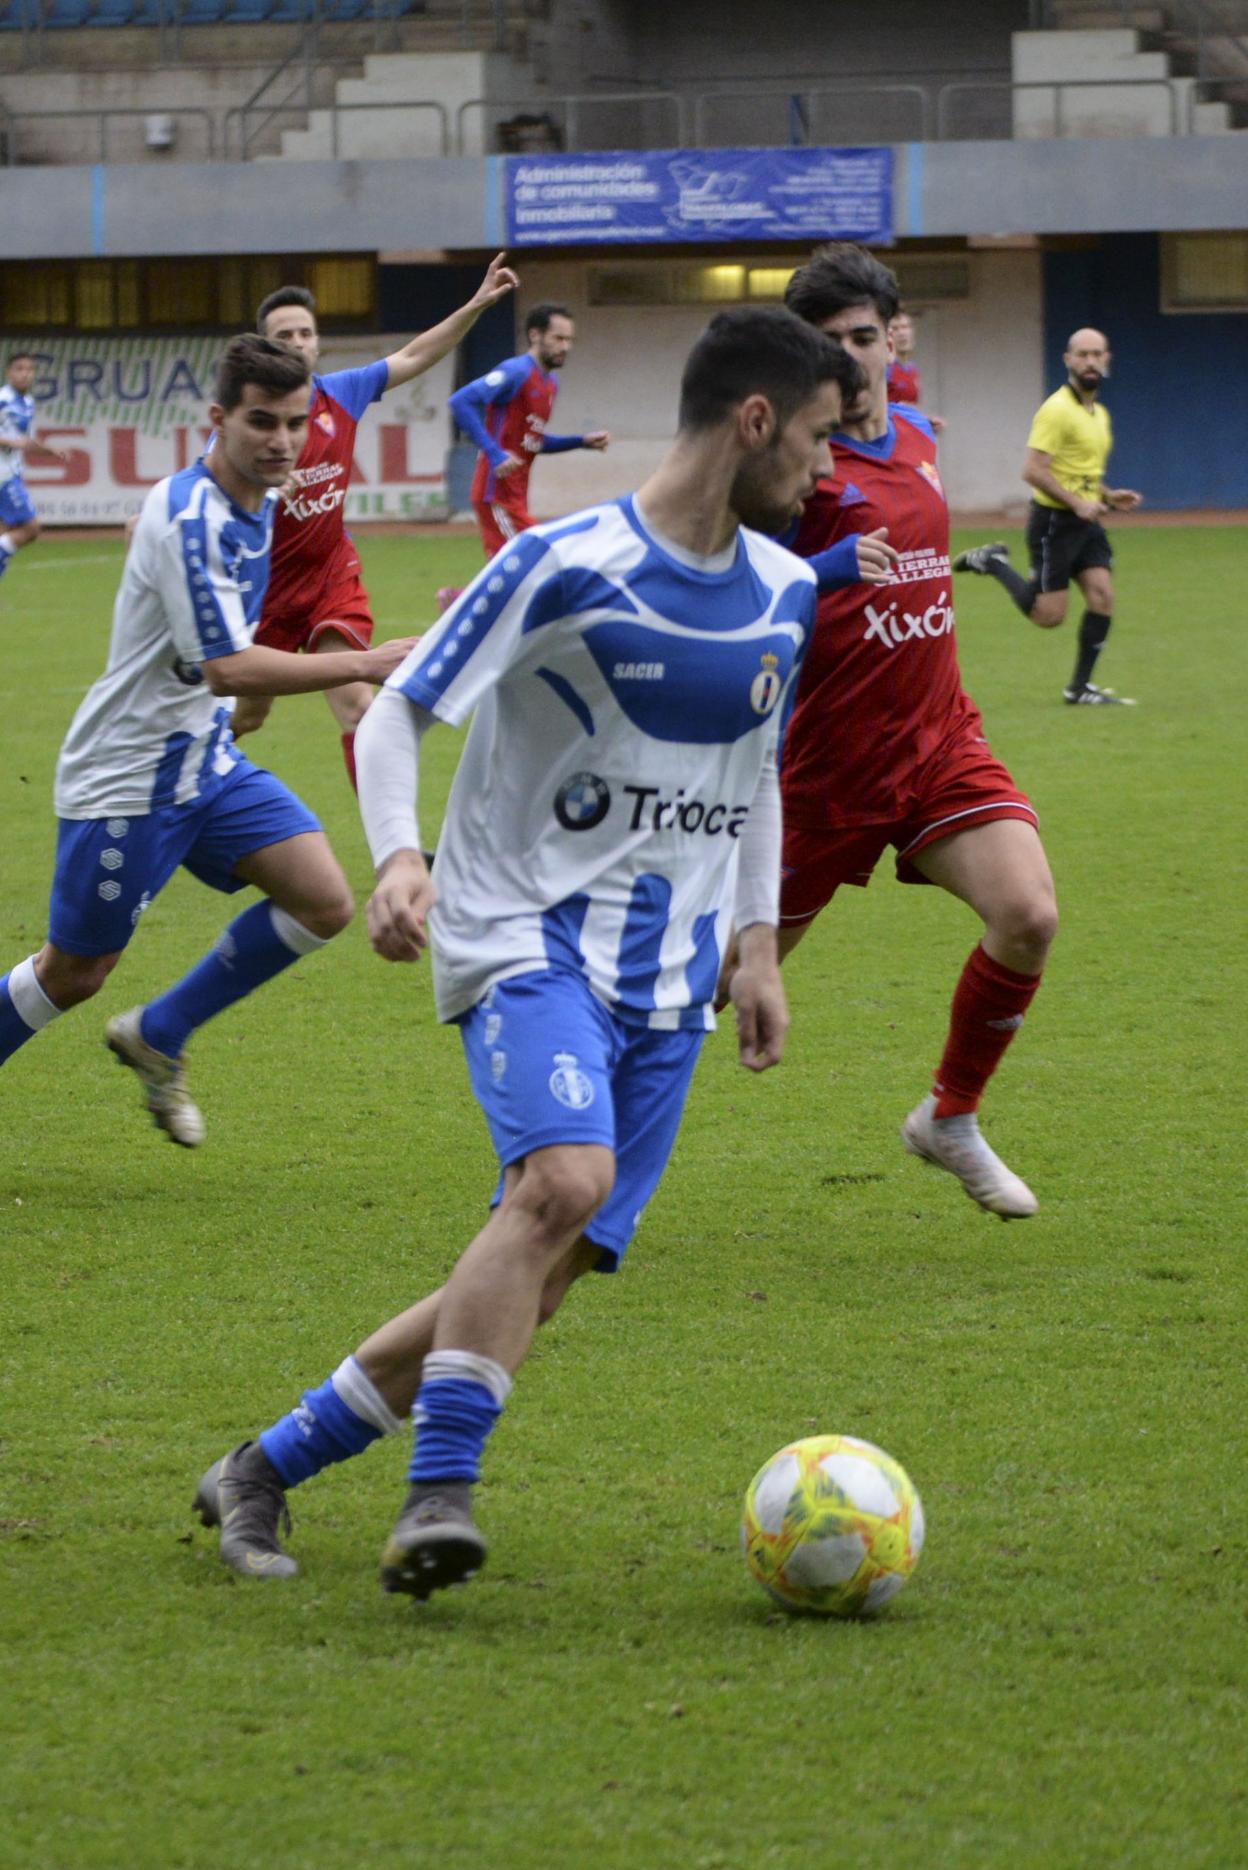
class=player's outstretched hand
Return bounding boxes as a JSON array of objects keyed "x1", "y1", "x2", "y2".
[
  {"x1": 493, "y1": 451, "x2": 525, "y2": 479},
  {"x1": 855, "y1": 527, "x2": 900, "y2": 585},
  {"x1": 475, "y1": 253, "x2": 521, "y2": 308},
  {"x1": 361, "y1": 637, "x2": 422, "y2": 683},
  {"x1": 730, "y1": 927, "x2": 789, "y2": 1073},
  {"x1": 1072, "y1": 496, "x2": 1106, "y2": 522},
  {"x1": 583, "y1": 431, "x2": 611, "y2": 451},
  {"x1": 367, "y1": 851, "x2": 436, "y2": 963},
  {"x1": 1105, "y1": 487, "x2": 1143, "y2": 512}
]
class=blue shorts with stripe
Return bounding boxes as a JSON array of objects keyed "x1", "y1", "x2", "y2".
[
  {"x1": 0, "y1": 480, "x2": 37, "y2": 528},
  {"x1": 458, "y1": 967, "x2": 705, "y2": 1268},
  {"x1": 48, "y1": 757, "x2": 321, "y2": 957}
]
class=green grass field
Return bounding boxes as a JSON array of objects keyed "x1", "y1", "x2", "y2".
[{"x1": 1, "y1": 524, "x2": 1244, "y2": 1870}]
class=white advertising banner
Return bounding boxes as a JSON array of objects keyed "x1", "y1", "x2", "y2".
[{"x1": 20, "y1": 335, "x2": 453, "y2": 526}]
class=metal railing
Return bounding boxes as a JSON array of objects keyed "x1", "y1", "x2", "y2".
[
  {"x1": 938, "y1": 75, "x2": 1189, "y2": 137},
  {"x1": 455, "y1": 91, "x2": 688, "y2": 155},
  {"x1": 0, "y1": 101, "x2": 215, "y2": 161},
  {"x1": 691, "y1": 83, "x2": 933, "y2": 146},
  {"x1": 1, "y1": 71, "x2": 1234, "y2": 165}
]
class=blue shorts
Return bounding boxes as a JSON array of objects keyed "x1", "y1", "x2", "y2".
[
  {"x1": 48, "y1": 757, "x2": 321, "y2": 957},
  {"x1": 0, "y1": 479, "x2": 37, "y2": 528},
  {"x1": 458, "y1": 968, "x2": 705, "y2": 1268}
]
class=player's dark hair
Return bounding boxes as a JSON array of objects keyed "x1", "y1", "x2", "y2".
[
  {"x1": 678, "y1": 306, "x2": 863, "y2": 434},
  {"x1": 525, "y1": 302, "x2": 572, "y2": 338},
  {"x1": 214, "y1": 334, "x2": 311, "y2": 412},
  {"x1": 6, "y1": 350, "x2": 35, "y2": 368},
  {"x1": 785, "y1": 242, "x2": 900, "y2": 327},
  {"x1": 255, "y1": 284, "x2": 317, "y2": 335}
]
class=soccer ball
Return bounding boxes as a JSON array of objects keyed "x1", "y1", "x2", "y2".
[{"x1": 741, "y1": 1434, "x2": 925, "y2": 1617}]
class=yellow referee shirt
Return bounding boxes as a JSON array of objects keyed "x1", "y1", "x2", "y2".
[{"x1": 1027, "y1": 385, "x2": 1112, "y2": 509}]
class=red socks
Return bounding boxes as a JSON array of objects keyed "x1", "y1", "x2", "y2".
[
  {"x1": 341, "y1": 732, "x2": 357, "y2": 793},
  {"x1": 932, "y1": 943, "x2": 1042, "y2": 1119}
]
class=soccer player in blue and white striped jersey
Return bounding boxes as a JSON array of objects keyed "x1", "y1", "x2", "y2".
[
  {"x1": 193, "y1": 307, "x2": 861, "y2": 1596},
  {"x1": 0, "y1": 336, "x2": 413, "y2": 1145},
  {"x1": 0, "y1": 351, "x2": 70, "y2": 583}
]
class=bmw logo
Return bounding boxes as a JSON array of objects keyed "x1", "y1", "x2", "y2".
[{"x1": 554, "y1": 771, "x2": 611, "y2": 831}]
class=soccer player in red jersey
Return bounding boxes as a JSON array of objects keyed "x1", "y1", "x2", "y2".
[
  {"x1": 231, "y1": 254, "x2": 519, "y2": 788},
  {"x1": 449, "y1": 302, "x2": 610, "y2": 561},
  {"x1": 782, "y1": 244, "x2": 1057, "y2": 1218},
  {"x1": 887, "y1": 311, "x2": 945, "y2": 433}
]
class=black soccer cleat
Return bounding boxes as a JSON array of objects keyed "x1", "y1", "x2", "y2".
[
  {"x1": 1063, "y1": 682, "x2": 1137, "y2": 706},
  {"x1": 952, "y1": 542, "x2": 1010, "y2": 575},
  {"x1": 380, "y1": 1483, "x2": 486, "y2": 1601}
]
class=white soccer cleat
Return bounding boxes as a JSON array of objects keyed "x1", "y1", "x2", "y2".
[
  {"x1": 105, "y1": 1006, "x2": 206, "y2": 1148},
  {"x1": 901, "y1": 1094, "x2": 1037, "y2": 1220}
]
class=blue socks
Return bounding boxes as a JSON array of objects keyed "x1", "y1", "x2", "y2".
[
  {"x1": 0, "y1": 957, "x2": 62, "y2": 1066},
  {"x1": 140, "y1": 900, "x2": 326, "y2": 1059},
  {"x1": 409, "y1": 1350, "x2": 512, "y2": 1485},
  {"x1": 260, "y1": 1356, "x2": 406, "y2": 1488}
]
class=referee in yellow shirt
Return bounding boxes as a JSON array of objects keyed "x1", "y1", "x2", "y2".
[{"x1": 954, "y1": 328, "x2": 1143, "y2": 705}]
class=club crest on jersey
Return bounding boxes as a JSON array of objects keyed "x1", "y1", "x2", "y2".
[
  {"x1": 749, "y1": 651, "x2": 783, "y2": 718},
  {"x1": 315, "y1": 408, "x2": 336, "y2": 437},
  {"x1": 549, "y1": 1050, "x2": 594, "y2": 1110},
  {"x1": 554, "y1": 771, "x2": 611, "y2": 831},
  {"x1": 916, "y1": 459, "x2": 944, "y2": 497}
]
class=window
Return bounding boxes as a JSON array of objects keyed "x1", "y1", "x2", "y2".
[
  {"x1": 0, "y1": 256, "x2": 378, "y2": 333},
  {"x1": 589, "y1": 254, "x2": 971, "y2": 309},
  {"x1": 1161, "y1": 232, "x2": 1248, "y2": 312}
]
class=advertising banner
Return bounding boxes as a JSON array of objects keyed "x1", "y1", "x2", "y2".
[
  {"x1": 507, "y1": 146, "x2": 893, "y2": 248},
  {"x1": 18, "y1": 336, "x2": 453, "y2": 527}
]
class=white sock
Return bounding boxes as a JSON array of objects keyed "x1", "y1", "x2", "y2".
[
  {"x1": 330, "y1": 1355, "x2": 406, "y2": 1436},
  {"x1": 7, "y1": 955, "x2": 61, "y2": 1031},
  {"x1": 420, "y1": 1348, "x2": 513, "y2": 1407}
]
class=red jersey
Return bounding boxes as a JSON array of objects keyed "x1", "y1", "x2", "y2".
[
  {"x1": 457, "y1": 354, "x2": 559, "y2": 507},
  {"x1": 263, "y1": 361, "x2": 388, "y2": 620},
  {"x1": 887, "y1": 360, "x2": 921, "y2": 405},
  {"x1": 782, "y1": 408, "x2": 982, "y2": 828}
]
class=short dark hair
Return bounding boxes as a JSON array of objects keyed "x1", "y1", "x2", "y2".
[
  {"x1": 785, "y1": 243, "x2": 900, "y2": 328},
  {"x1": 6, "y1": 350, "x2": 35, "y2": 368},
  {"x1": 256, "y1": 284, "x2": 317, "y2": 334},
  {"x1": 525, "y1": 302, "x2": 572, "y2": 338},
  {"x1": 678, "y1": 306, "x2": 863, "y2": 434},
  {"x1": 214, "y1": 334, "x2": 311, "y2": 412}
]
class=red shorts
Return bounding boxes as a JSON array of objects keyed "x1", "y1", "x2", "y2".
[
  {"x1": 256, "y1": 555, "x2": 375, "y2": 656},
  {"x1": 474, "y1": 495, "x2": 534, "y2": 559},
  {"x1": 780, "y1": 731, "x2": 1037, "y2": 925}
]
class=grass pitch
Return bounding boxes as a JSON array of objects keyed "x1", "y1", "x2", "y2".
[{"x1": 1, "y1": 522, "x2": 1244, "y2": 1870}]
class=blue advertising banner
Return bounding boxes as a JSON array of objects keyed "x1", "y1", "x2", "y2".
[{"x1": 506, "y1": 147, "x2": 893, "y2": 248}]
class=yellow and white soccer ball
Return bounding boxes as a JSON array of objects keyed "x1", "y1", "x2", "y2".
[{"x1": 742, "y1": 1434, "x2": 925, "y2": 1617}]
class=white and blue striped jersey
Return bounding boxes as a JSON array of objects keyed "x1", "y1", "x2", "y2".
[
  {"x1": 55, "y1": 461, "x2": 274, "y2": 819},
  {"x1": 0, "y1": 383, "x2": 35, "y2": 488},
  {"x1": 391, "y1": 496, "x2": 817, "y2": 1029}
]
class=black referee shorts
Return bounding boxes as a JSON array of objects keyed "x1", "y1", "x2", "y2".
[{"x1": 1026, "y1": 502, "x2": 1113, "y2": 593}]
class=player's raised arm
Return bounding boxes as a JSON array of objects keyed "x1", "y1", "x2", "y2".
[
  {"x1": 384, "y1": 254, "x2": 520, "y2": 391},
  {"x1": 356, "y1": 686, "x2": 437, "y2": 961}
]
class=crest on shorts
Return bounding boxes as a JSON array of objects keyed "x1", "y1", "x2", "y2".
[
  {"x1": 549, "y1": 1050, "x2": 594, "y2": 1110},
  {"x1": 749, "y1": 651, "x2": 782, "y2": 718}
]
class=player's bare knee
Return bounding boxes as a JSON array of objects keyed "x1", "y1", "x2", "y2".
[
  {"x1": 301, "y1": 883, "x2": 355, "y2": 941},
  {"x1": 994, "y1": 893, "x2": 1057, "y2": 967},
  {"x1": 231, "y1": 696, "x2": 272, "y2": 737},
  {"x1": 517, "y1": 1154, "x2": 614, "y2": 1246},
  {"x1": 37, "y1": 946, "x2": 118, "y2": 1009},
  {"x1": 1029, "y1": 595, "x2": 1066, "y2": 630}
]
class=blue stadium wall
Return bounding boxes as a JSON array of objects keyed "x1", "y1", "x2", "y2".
[{"x1": 1043, "y1": 233, "x2": 1248, "y2": 510}]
